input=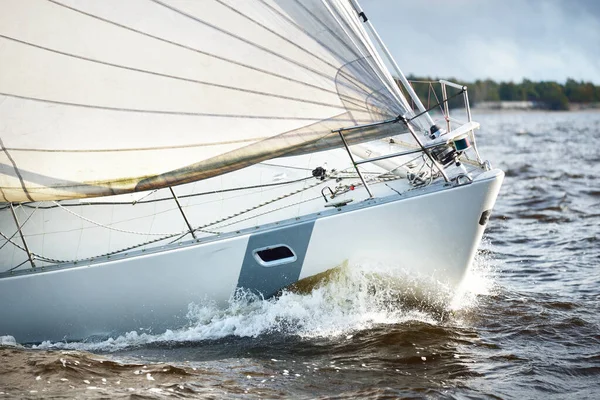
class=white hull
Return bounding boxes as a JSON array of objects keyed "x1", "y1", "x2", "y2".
[{"x1": 0, "y1": 169, "x2": 503, "y2": 343}]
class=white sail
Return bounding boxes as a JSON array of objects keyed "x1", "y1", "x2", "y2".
[{"x1": 0, "y1": 0, "x2": 413, "y2": 202}]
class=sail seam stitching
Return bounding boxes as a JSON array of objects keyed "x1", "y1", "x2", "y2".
[
  {"x1": 0, "y1": 92, "x2": 372, "y2": 121},
  {"x1": 258, "y1": 0, "x2": 376, "y2": 99},
  {"x1": 149, "y1": 0, "x2": 343, "y2": 84},
  {"x1": 216, "y1": 0, "x2": 342, "y2": 71},
  {"x1": 0, "y1": 34, "x2": 361, "y2": 113},
  {"x1": 44, "y1": 0, "x2": 352, "y2": 101}
]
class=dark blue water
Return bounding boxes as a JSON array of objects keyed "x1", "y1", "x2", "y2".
[{"x1": 1, "y1": 111, "x2": 599, "y2": 399}]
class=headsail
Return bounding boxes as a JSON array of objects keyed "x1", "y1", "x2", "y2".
[{"x1": 0, "y1": 0, "x2": 413, "y2": 202}]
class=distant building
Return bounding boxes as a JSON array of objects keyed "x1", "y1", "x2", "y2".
[{"x1": 472, "y1": 101, "x2": 542, "y2": 110}]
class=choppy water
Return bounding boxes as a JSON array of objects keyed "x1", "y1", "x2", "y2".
[{"x1": 1, "y1": 111, "x2": 599, "y2": 399}]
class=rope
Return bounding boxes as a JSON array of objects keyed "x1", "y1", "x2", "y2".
[
  {"x1": 30, "y1": 230, "x2": 184, "y2": 265},
  {"x1": 429, "y1": 83, "x2": 447, "y2": 116},
  {"x1": 405, "y1": 80, "x2": 466, "y2": 123},
  {"x1": 0, "y1": 229, "x2": 28, "y2": 254},
  {"x1": 407, "y1": 80, "x2": 440, "y2": 84},
  {"x1": 52, "y1": 201, "x2": 187, "y2": 237},
  {"x1": 0, "y1": 203, "x2": 39, "y2": 252},
  {"x1": 407, "y1": 88, "x2": 465, "y2": 124},
  {"x1": 22, "y1": 176, "x2": 314, "y2": 209},
  {"x1": 207, "y1": 178, "x2": 328, "y2": 231}
]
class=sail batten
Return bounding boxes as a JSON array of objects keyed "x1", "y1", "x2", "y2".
[{"x1": 0, "y1": 0, "x2": 414, "y2": 202}]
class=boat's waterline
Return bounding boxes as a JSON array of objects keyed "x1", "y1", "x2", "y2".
[{"x1": 0, "y1": 169, "x2": 503, "y2": 344}]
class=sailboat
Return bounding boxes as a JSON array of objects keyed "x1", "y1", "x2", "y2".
[{"x1": 0, "y1": 0, "x2": 503, "y2": 344}]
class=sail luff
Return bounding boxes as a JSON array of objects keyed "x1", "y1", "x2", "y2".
[
  {"x1": 330, "y1": 0, "x2": 405, "y2": 109},
  {"x1": 341, "y1": 1, "x2": 414, "y2": 114}
]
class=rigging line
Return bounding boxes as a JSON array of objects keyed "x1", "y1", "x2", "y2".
[
  {"x1": 328, "y1": 2, "x2": 400, "y2": 101},
  {"x1": 0, "y1": 203, "x2": 39, "y2": 252},
  {"x1": 259, "y1": 162, "x2": 312, "y2": 171},
  {"x1": 20, "y1": 176, "x2": 315, "y2": 209},
  {"x1": 257, "y1": 0, "x2": 374, "y2": 94},
  {"x1": 216, "y1": 0, "x2": 342, "y2": 72},
  {"x1": 212, "y1": 195, "x2": 322, "y2": 231},
  {"x1": 299, "y1": 0, "x2": 400, "y2": 105},
  {"x1": 30, "y1": 175, "x2": 321, "y2": 264},
  {"x1": 407, "y1": 89, "x2": 465, "y2": 124},
  {"x1": 346, "y1": 9, "x2": 408, "y2": 109},
  {"x1": 0, "y1": 92, "x2": 368, "y2": 121},
  {"x1": 45, "y1": 0, "x2": 350, "y2": 100},
  {"x1": 0, "y1": 34, "x2": 360, "y2": 113},
  {"x1": 408, "y1": 80, "x2": 445, "y2": 84},
  {"x1": 193, "y1": 176, "x2": 330, "y2": 233},
  {"x1": 30, "y1": 228, "x2": 184, "y2": 265},
  {"x1": 150, "y1": 0, "x2": 346, "y2": 85},
  {"x1": 5, "y1": 259, "x2": 30, "y2": 274},
  {"x1": 0, "y1": 226, "x2": 20, "y2": 253},
  {"x1": 52, "y1": 200, "x2": 188, "y2": 237},
  {"x1": 428, "y1": 83, "x2": 432, "y2": 109},
  {"x1": 429, "y1": 83, "x2": 447, "y2": 116},
  {"x1": 0, "y1": 229, "x2": 28, "y2": 254},
  {"x1": 0, "y1": 137, "x2": 33, "y2": 202},
  {"x1": 165, "y1": 231, "x2": 194, "y2": 246}
]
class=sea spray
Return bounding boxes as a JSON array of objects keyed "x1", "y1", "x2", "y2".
[{"x1": 32, "y1": 257, "x2": 492, "y2": 352}]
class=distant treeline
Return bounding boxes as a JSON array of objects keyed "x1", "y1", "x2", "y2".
[{"x1": 400, "y1": 76, "x2": 600, "y2": 111}]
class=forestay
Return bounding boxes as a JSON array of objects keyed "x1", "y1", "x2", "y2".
[{"x1": 0, "y1": 0, "x2": 414, "y2": 202}]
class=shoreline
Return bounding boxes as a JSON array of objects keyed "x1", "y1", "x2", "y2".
[{"x1": 470, "y1": 101, "x2": 600, "y2": 113}]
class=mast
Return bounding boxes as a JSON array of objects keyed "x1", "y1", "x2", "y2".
[{"x1": 347, "y1": 0, "x2": 439, "y2": 133}]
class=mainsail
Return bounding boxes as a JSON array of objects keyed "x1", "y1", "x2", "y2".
[{"x1": 0, "y1": 0, "x2": 415, "y2": 202}]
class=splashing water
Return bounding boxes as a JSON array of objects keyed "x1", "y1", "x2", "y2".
[
  {"x1": 0, "y1": 335, "x2": 18, "y2": 347},
  {"x1": 450, "y1": 241, "x2": 499, "y2": 311},
  {"x1": 32, "y1": 256, "x2": 494, "y2": 353}
]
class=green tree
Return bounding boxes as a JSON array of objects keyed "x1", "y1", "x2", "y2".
[
  {"x1": 565, "y1": 78, "x2": 596, "y2": 103},
  {"x1": 396, "y1": 76, "x2": 599, "y2": 111},
  {"x1": 498, "y1": 82, "x2": 520, "y2": 101},
  {"x1": 535, "y1": 81, "x2": 569, "y2": 110}
]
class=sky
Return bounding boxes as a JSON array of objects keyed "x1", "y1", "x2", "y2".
[{"x1": 360, "y1": 0, "x2": 600, "y2": 84}]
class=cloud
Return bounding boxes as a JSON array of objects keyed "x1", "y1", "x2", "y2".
[{"x1": 360, "y1": 0, "x2": 600, "y2": 83}]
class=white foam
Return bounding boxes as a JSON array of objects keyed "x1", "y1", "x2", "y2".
[
  {"x1": 33, "y1": 258, "x2": 493, "y2": 352},
  {"x1": 0, "y1": 335, "x2": 18, "y2": 347},
  {"x1": 450, "y1": 245, "x2": 498, "y2": 311}
]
